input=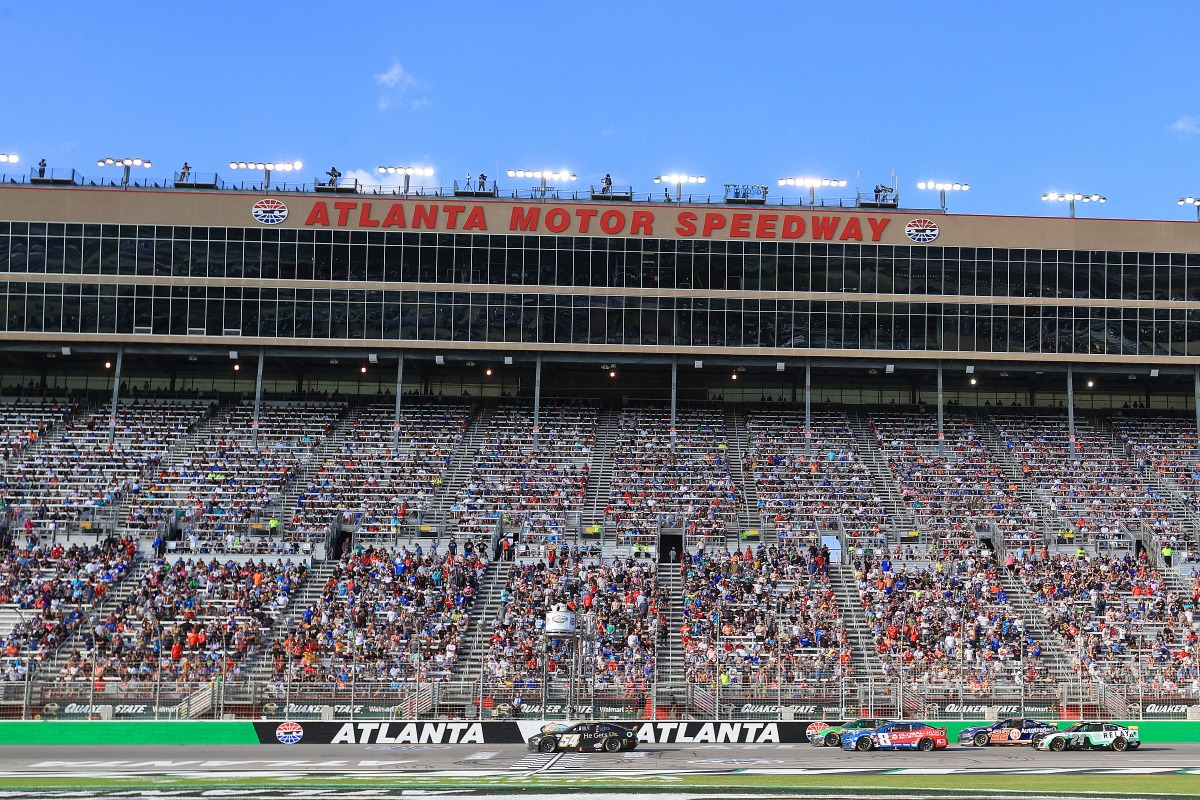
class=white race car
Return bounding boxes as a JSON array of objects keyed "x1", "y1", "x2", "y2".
[{"x1": 1032, "y1": 721, "x2": 1140, "y2": 751}]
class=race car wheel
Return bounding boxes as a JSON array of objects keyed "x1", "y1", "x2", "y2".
[
  {"x1": 919, "y1": 738, "x2": 935, "y2": 752},
  {"x1": 1049, "y1": 737, "x2": 1067, "y2": 752},
  {"x1": 604, "y1": 738, "x2": 622, "y2": 752},
  {"x1": 539, "y1": 739, "x2": 556, "y2": 753},
  {"x1": 824, "y1": 732, "x2": 841, "y2": 748},
  {"x1": 974, "y1": 732, "x2": 991, "y2": 747},
  {"x1": 856, "y1": 737, "x2": 874, "y2": 752},
  {"x1": 1111, "y1": 737, "x2": 1128, "y2": 752}
]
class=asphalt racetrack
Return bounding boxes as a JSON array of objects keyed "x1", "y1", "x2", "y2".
[{"x1": 6, "y1": 740, "x2": 1200, "y2": 777}]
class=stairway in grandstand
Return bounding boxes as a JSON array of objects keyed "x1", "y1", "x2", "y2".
[
  {"x1": 581, "y1": 408, "x2": 618, "y2": 531},
  {"x1": 725, "y1": 408, "x2": 766, "y2": 544},
  {"x1": 827, "y1": 561, "x2": 885, "y2": 678},
  {"x1": 654, "y1": 565, "x2": 686, "y2": 706},
  {"x1": 846, "y1": 414, "x2": 921, "y2": 545},
  {"x1": 273, "y1": 406, "x2": 354, "y2": 546},
  {"x1": 970, "y1": 414, "x2": 1064, "y2": 547},
  {"x1": 244, "y1": 559, "x2": 337, "y2": 683},
  {"x1": 1091, "y1": 412, "x2": 1200, "y2": 546},
  {"x1": 112, "y1": 402, "x2": 224, "y2": 539},
  {"x1": 40, "y1": 555, "x2": 154, "y2": 679},
  {"x1": 995, "y1": 569, "x2": 1074, "y2": 681},
  {"x1": 452, "y1": 559, "x2": 510, "y2": 684},
  {"x1": 424, "y1": 406, "x2": 494, "y2": 535}
]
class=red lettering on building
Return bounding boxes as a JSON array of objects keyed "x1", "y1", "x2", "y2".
[
  {"x1": 382, "y1": 204, "x2": 407, "y2": 228},
  {"x1": 305, "y1": 202, "x2": 330, "y2": 226},
  {"x1": 600, "y1": 210, "x2": 625, "y2": 234},
  {"x1": 838, "y1": 217, "x2": 862, "y2": 241},
  {"x1": 730, "y1": 213, "x2": 752, "y2": 238},
  {"x1": 755, "y1": 214, "x2": 778, "y2": 238},
  {"x1": 463, "y1": 206, "x2": 487, "y2": 230},
  {"x1": 545, "y1": 208, "x2": 570, "y2": 232},
  {"x1": 359, "y1": 203, "x2": 380, "y2": 227},
  {"x1": 868, "y1": 217, "x2": 891, "y2": 241},
  {"x1": 443, "y1": 205, "x2": 466, "y2": 228},
  {"x1": 510, "y1": 207, "x2": 540, "y2": 231},
  {"x1": 575, "y1": 208, "x2": 598, "y2": 233},
  {"x1": 631, "y1": 210, "x2": 654, "y2": 235},
  {"x1": 412, "y1": 205, "x2": 439, "y2": 229},
  {"x1": 702, "y1": 213, "x2": 727, "y2": 237},
  {"x1": 781, "y1": 215, "x2": 805, "y2": 239},
  {"x1": 676, "y1": 211, "x2": 697, "y2": 236},
  {"x1": 811, "y1": 216, "x2": 840, "y2": 240},
  {"x1": 333, "y1": 201, "x2": 357, "y2": 226}
]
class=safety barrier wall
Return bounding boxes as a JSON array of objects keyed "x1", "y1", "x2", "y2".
[{"x1": 0, "y1": 719, "x2": 1199, "y2": 745}]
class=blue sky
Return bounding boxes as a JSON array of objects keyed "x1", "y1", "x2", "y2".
[{"x1": 2, "y1": 1, "x2": 1198, "y2": 221}]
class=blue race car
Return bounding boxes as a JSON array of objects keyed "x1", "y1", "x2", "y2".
[
  {"x1": 841, "y1": 720, "x2": 948, "y2": 752},
  {"x1": 958, "y1": 718, "x2": 1057, "y2": 747}
]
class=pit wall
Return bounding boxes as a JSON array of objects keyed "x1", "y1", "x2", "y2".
[{"x1": 0, "y1": 720, "x2": 1197, "y2": 745}]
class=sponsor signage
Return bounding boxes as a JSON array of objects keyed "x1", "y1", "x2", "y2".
[
  {"x1": 920, "y1": 700, "x2": 1059, "y2": 716},
  {"x1": 280, "y1": 198, "x2": 920, "y2": 245},
  {"x1": 250, "y1": 719, "x2": 816, "y2": 745}
]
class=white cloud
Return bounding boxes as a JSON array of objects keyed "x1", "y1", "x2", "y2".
[
  {"x1": 374, "y1": 59, "x2": 429, "y2": 111},
  {"x1": 340, "y1": 168, "x2": 439, "y2": 191},
  {"x1": 1169, "y1": 115, "x2": 1200, "y2": 136}
]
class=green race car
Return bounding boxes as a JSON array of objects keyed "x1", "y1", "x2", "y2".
[
  {"x1": 808, "y1": 718, "x2": 892, "y2": 747},
  {"x1": 1032, "y1": 721, "x2": 1141, "y2": 752}
]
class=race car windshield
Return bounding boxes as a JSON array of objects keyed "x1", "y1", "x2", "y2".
[{"x1": 1060, "y1": 723, "x2": 1085, "y2": 732}]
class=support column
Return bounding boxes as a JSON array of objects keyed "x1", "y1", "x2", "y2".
[
  {"x1": 670, "y1": 357, "x2": 678, "y2": 451},
  {"x1": 804, "y1": 358, "x2": 812, "y2": 457},
  {"x1": 532, "y1": 353, "x2": 542, "y2": 451},
  {"x1": 937, "y1": 361, "x2": 945, "y2": 459},
  {"x1": 1067, "y1": 364, "x2": 1076, "y2": 452},
  {"x1": 107, "y1": 346, "x2": 124, "y2": 447},
  {"x1": 251, "y1": 347, "x2": 265, "y2": 450},
  {"x1": 393, "y1": 352, "x2": 405, "y2": 448}
]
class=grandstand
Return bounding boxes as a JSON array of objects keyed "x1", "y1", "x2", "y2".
[{"x1": 0, "y1": 177, "x2": 1200, "y2": 721}]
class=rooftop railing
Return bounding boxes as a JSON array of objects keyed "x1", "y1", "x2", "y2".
[{"x1": 0, "y1": 169, "x2": 922, "y2": 209}]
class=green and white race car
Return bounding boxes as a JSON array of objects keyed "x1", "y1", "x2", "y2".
[{"x1": 1031, "y1": 721, "x2": 1141, "y2": 751}]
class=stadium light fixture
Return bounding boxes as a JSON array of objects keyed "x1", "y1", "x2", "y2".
[
  {"x1": 377, "y1": 165, "x2": 435, "y2": 195},
  {"x1": 654, "y1": 173, "x2": 706, "y2": 202},
  {"x1": 0, "y1": 154, "x2": 17, "y2": 164},
  {"x1": 916, "y1": 180, "x2": 969, "y2": 212},
  {"x1": 507, "y1": 168, "x2": 577, "y2": 199},
  {"x1": 1178, "y1": 196, "x2": 1200, "y2": 222},
  {"x1": 95, "y1": 156, "x2": 153, "y2": 186},
  {"x1": 777, "y1": 176, "x2": 848, "y2": 205},
  {"x1": 1041, "y1": 191, "x2": 1106, "y2": 218},
  {"x1": 228, "y1": 160, "x2": 303, "y2": 189}
]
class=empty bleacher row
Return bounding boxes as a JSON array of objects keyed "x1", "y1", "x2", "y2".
[{"x1": 0, "y1": 401, "x2": 1196, "y2": 695}]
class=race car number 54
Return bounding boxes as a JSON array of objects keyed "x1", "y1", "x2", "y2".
[{"x1": 559, "y1": 734, "x2": 580, "y2": 747}]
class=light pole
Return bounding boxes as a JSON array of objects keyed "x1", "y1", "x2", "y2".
[
  {"x1": 507, "y1": 169, "x2": 576, "y2": 200},
  {"x1": 96, "y1": 157, "x2": 152, "y2": 186},
  {"x1": 228, "y1": 160, "x2": 303, "y2": 189},
  {"x1": 654, "y1": 173, "x2": 705, "y2": 202},
  {"x1": 777, "y1": 176, "x2": 847, "y2": 205},
  {"x1": 377, "y1": 165, "x2": 434, "y2": 195},
  {"x1": 1178, "y1": 196, "x2": 1200, "y2": 222},
  {"x1": 916, "y1": 181, "x2": 969, "y2": 212},
  {"x1": 1042, "y1": 191, "x2": 1106, "y2": 219}
]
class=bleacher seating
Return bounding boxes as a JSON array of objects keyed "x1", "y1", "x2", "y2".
[
  {"x1": 447, "y1": 404, "x2": 596, "y2": 547},
  {"x1": 606, "y1": 407, "x2": 741, "y2": 551},
  {"x1": 276, "y1": 540, "x2": 487, "y2": 684},
  {"x1": 870, "y1": 412, "x2": 1040, "y2": 554},
  {"x1": 484, "y1": 551, "x2": 662, "y2": 693},
  {"x1": 746, "y1": 410, "x2": 889, "y2": 549},
  {"x1": 0, "y1": 402, "x2": 210, "y2": 537},
  {"x1": 287, "y1": 403, "x2": 467, "y2": 544},
  {"x1": 680, "y1": 544, "x2": 851, "y2": 687},
  {"x1": 993, "y1": 414, "x2": 1183, "y2": 551}
]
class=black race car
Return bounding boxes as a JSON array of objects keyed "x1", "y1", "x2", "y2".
[{"x1": 527, "y1": 722, "x2": 638, "y2": 753}]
